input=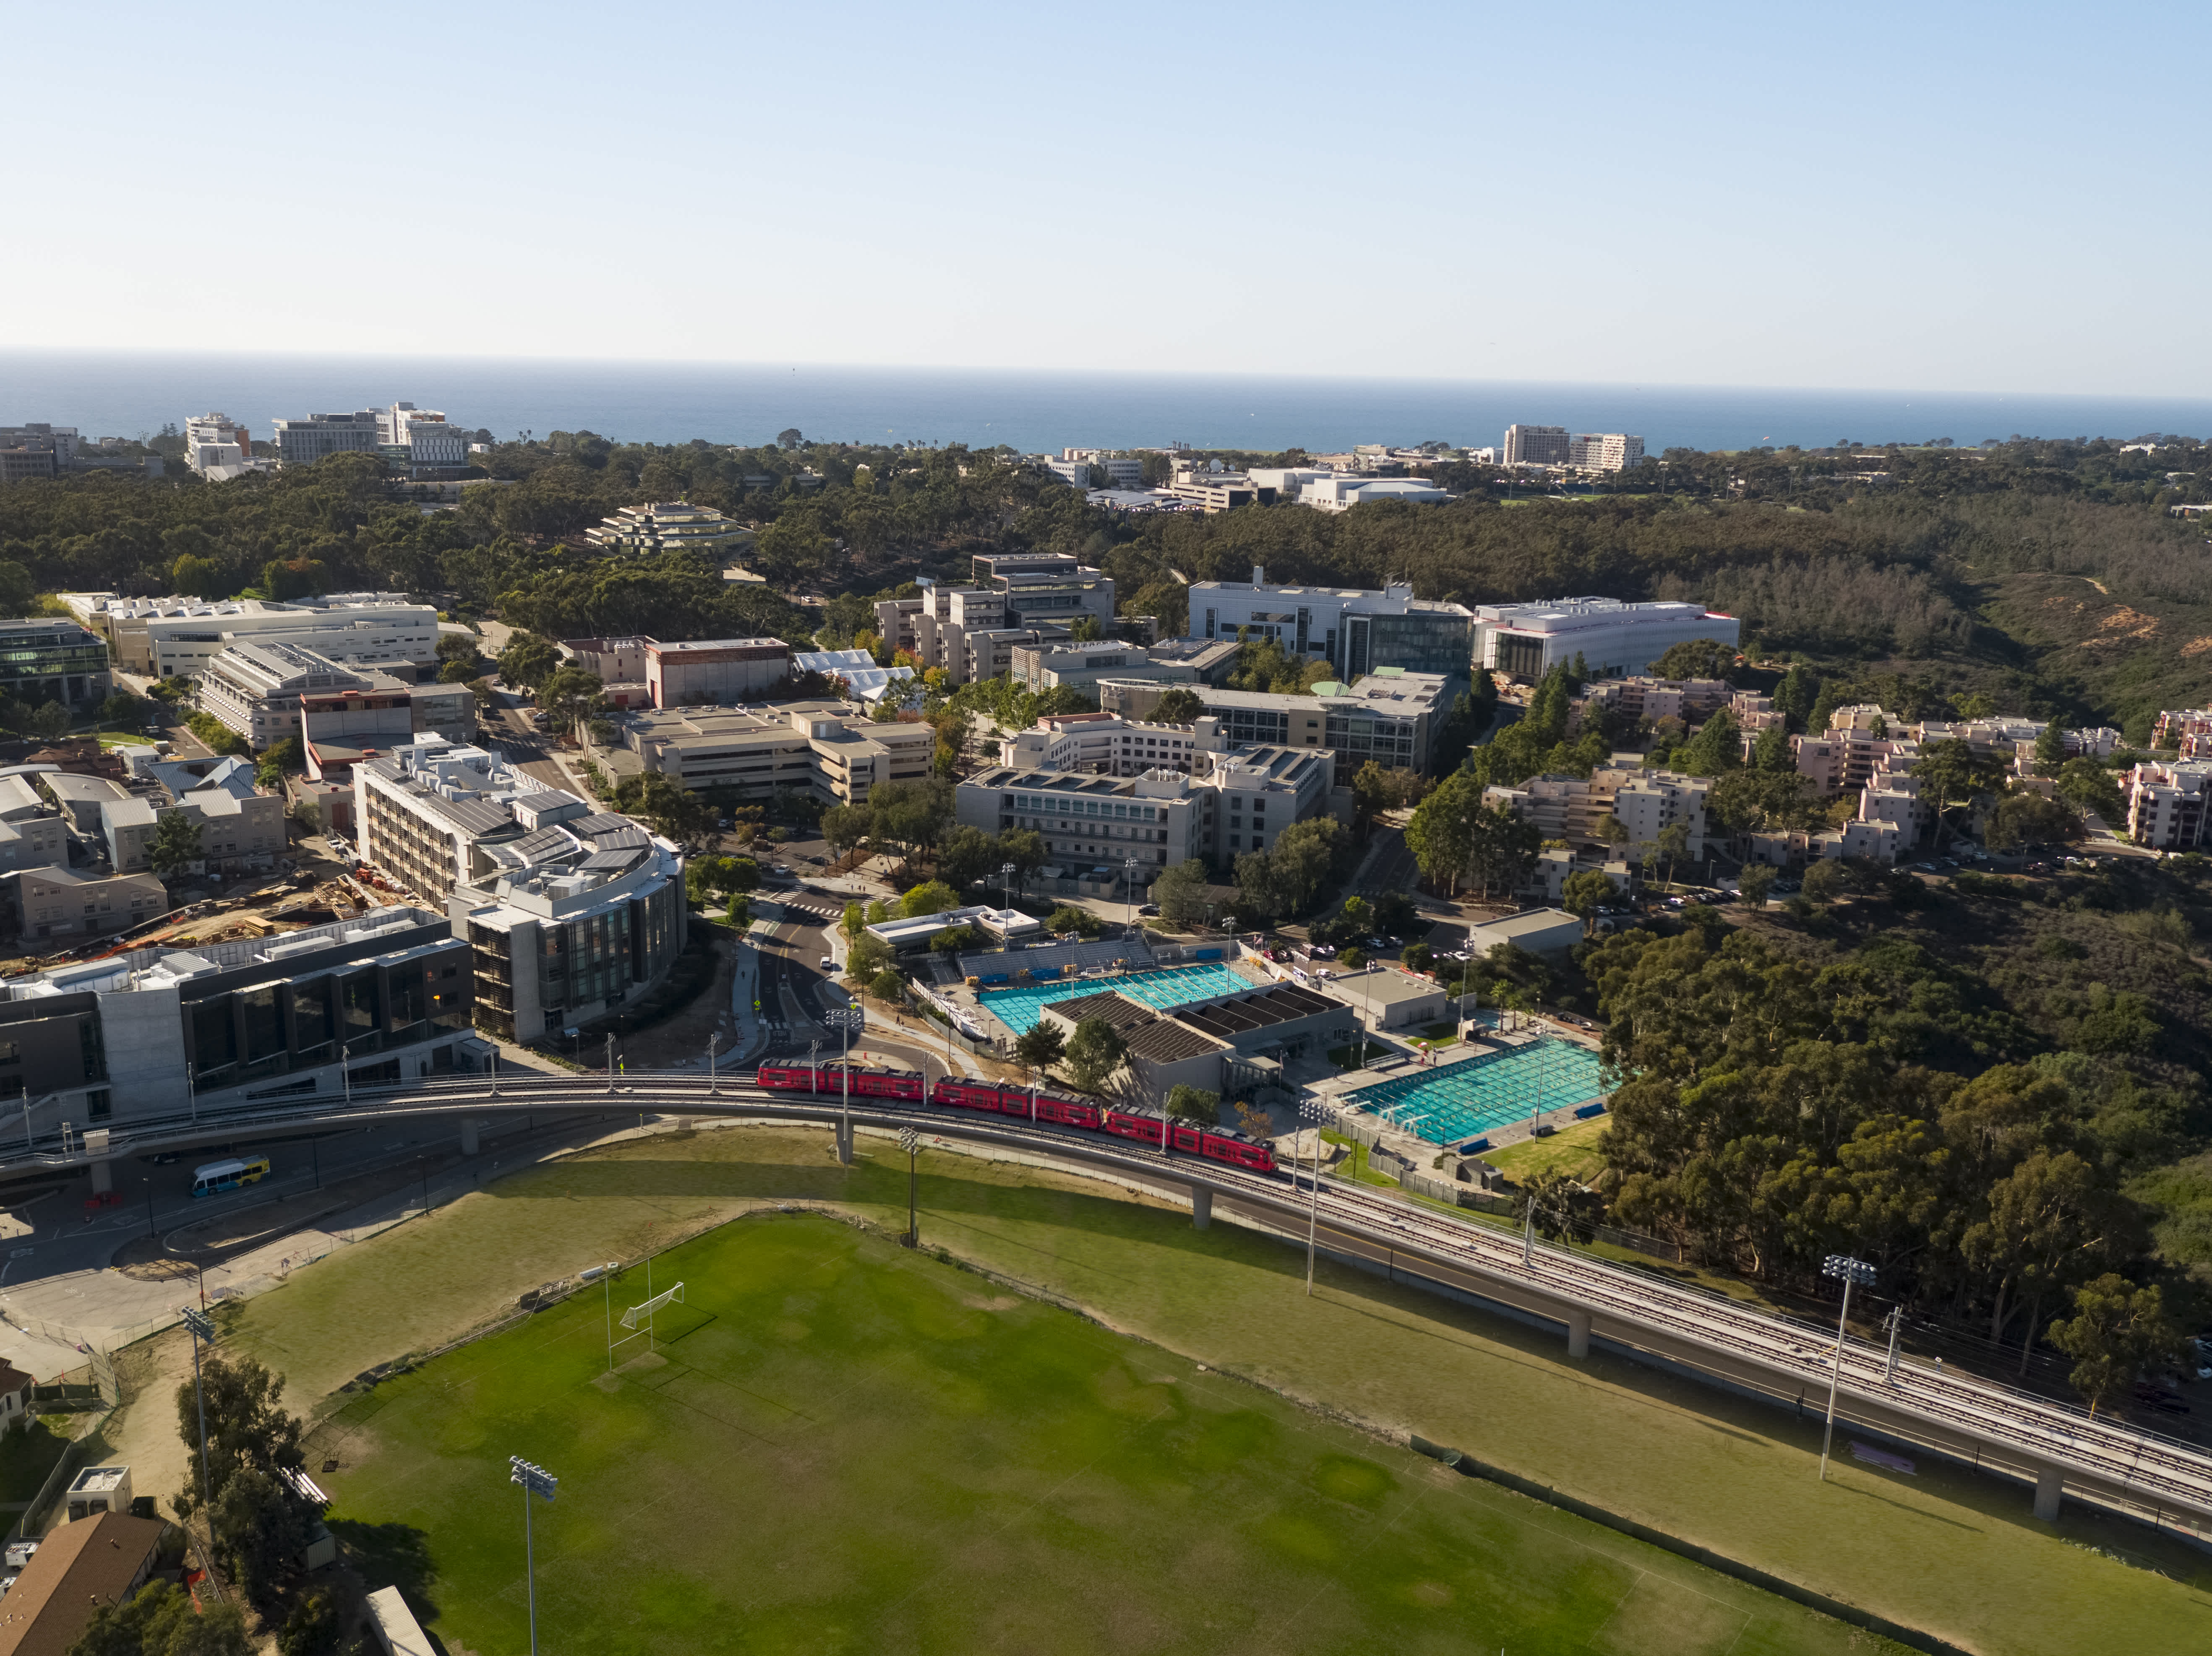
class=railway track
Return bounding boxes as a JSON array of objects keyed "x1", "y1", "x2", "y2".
[{"x1": 12, "y1": 1070, "x2": 2212, "y2": 1523}]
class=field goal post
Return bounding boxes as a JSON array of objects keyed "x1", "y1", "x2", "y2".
[{"x1": 610, "y1": 1279, "x2": 684, "y2": 1363}]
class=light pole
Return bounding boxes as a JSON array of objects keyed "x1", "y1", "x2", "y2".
[
  {"x1": 1818, "y1": 1255, "x2": 1876, "y2": 1482},
  {"x1": 1882, "y1": 1303, "x2": 1904, "y2": 1385},
  {"x1": 899, "y1": 1126, "x2": 920, "y2": 1246},
  {"x1": 707, "y1": 1031, "x2": 718, "y2": 1096},
  {"x1": 180, "y1": 1305, "x2": 215, "y2": 1529},
  {"x1": 826, "y1": 1003, "x2": 864, "y2": 1165},
  {"x1": 509, "y1": 1456, "x2": 558, "y2": 1656},
  {"x1": 1123, "y1": 854, "x2": 1137, "y2": 933},
  {"x1": 1299, "y1": 1099, "x2": 1337, "y2": 1296},
  {"x1": 605, "y1": 1034, "x2": 616, "y2": 1095},
  {"x1": 999, "y1": 860, "x2": 1015, "y2": 913}
]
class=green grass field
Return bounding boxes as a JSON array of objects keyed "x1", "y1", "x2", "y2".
[
  {"x1": 1483, "y1": 1118, "x2": 1609, "y2": 1184},
  {"x1": 312, "y1": 1213, "x2": 1883, "y2": 1655},
  {"x1": 143, "y1": 1124, "x2": 2212, "y2": 1656}
]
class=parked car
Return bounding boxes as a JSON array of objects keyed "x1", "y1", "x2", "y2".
[
  {"x1": 1309, "y1": 943, "x2": 1338, "y2": 960},
  {"x1": 1137, "y1": 903, "x2": 1160, "y2": 917}
]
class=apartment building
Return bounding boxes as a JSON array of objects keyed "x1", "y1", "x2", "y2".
[
  {"x1": 0, "y1": 619, "x2": 111, "y2": 706},
  {"x1": 1103, "y1": 671, "x2": 1449, "y2": 784},
  {"x1": 1502, "y1": 424, "x2": 1571, "y2": 466},
  {"x1": 998, "y1": 712, "x2": 1200, "y2": 776},
  {"x1": 1186, "y1": 568, "x2": 1475, "y2": 681},
  {"x1": 585, "y1": 501, "x2": 754, "y2": 557},
  {"x1": 1043, "y1": 452, "x2": 1145, "y2": 489},
  {"x1": 2126, "y1": 760, "x2": 2212, "y2": 850},
  {"x1": 1484, "y1": 766, "x2": 1711, "y2": 861},
  {"x1": 0, "y1": 906, "x2": 479, "y2": 1131},
  {"x1": 9, "y1": 866, "x2": 167, "y2": 943},
  {"x1": 271, "y1": 410, "x2": 384, "y2": 466},
  {"x1": 102, "y1": 765, "x2": 285, "y2": 875},
  {"x1": 895, "y1": 581, "x2": 1072, "y2": 688},
  {"x1": 1474, "y1": 598, "x2": 1738, "y2": 682},
  {"x1": 452, "y1": 803, "x2": 687, "y2": 1045},
  {"x1": 1575, "y1": 675, "x2": 1735, "y2": 729},
  {"x1": 610, "y1": 701, "x2": 934, "y2": 804},
  {"x1": 1568, "y1": 433, "x2": 1646, "y2": 471},
  {"x1": 196, "y1": 640, "x2": 474, "y2": 751},
  {"x1": 66, "y1": 591, "x2": 444, "y2": 680}
]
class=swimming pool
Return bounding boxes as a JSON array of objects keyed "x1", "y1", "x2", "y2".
[
  {"x1": 1343, "y1": 1038, "x2": 1607, "y2": 1147},
  {"x1": 977, "y1": 964, "x2": 1258, "y2": 1035}
]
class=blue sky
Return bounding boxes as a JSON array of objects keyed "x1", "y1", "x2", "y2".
[{"x1": 10, "y1": 2, "x2": 2208, "y2": 395}]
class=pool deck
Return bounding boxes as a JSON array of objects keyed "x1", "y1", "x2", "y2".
[
  {"x1": 1307, "y1": 1015, "x2": 1609, "y2": 1157},
  {"x1": 954, "y1": 958, "x2": 1276, "y2": 1040}
]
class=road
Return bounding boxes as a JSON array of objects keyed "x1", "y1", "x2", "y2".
[{"x1": 5, "y1": 1070, "x2": 2207, "y2": 1531}]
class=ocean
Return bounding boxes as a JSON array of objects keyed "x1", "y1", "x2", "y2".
[{"x1": 5, "y1": 349, "x2": 2210, "y2": 457}]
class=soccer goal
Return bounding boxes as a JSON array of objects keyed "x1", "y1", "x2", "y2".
[{"x1": 608, "y1": 1277, "x2": 685, "y2": 1364}]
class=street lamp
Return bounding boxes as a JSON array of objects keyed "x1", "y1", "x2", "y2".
[
  {"x1": 1298, "y1": 1099, "x2": 1338, "y2": 1296},
  {"x1": 899, "y1": 1126, "x2": 920, "y2": 1247},
  {"x1": 826, "y1": 1003, "x2": 865, "y2": 1166},
  {"x1": 1818, "y1": 1255, "x2": 1877, "y2": 1482},
  {"x1": 509, "y1": 1456, "x2": 558, "y2": 1656},
  {"x1": 180, "y1": 1306, "x2": 215, "y2": 1527},
  {"x1": 1123, "y1": 854, "x2": 1138, "y2": 932},
  {"x1": 707, "y1": 1030, "x2": 718, "y2": 1096}
]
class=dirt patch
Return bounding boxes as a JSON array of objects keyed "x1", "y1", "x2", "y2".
[
  {"x1": 2088, "y1": 606, "x2": 2161, "y2": 643},
  {"x1": 963, "y1": 1294, "x2": 1022, "y2": 1312},
  {"x1": 2181, "y1": 636, "x2": 2212, "y2": 659}
]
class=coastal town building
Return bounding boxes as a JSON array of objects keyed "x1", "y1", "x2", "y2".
[{"x1": 1473, "y1": 598, "x2": 1739, "y2": 682}]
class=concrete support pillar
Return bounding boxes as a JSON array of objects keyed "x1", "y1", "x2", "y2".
[
  {"x1": 89, "y1": 1158, "x2": 112, "y2": 1195},
  {"x1": 1566, "y1": 1308, "x2": 1591, "y2": 1359},
  {"x1": 459, "y1": 1118, "x2": 479, "y2": 1157},
  {"x1": 2034, "y1": 1463, "x2": 2063, "y2": 1522},
  {"x1": 1191, "y1": 1188, "x2": 1212, "y2": 1231}
]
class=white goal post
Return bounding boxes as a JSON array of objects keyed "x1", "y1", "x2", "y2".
[{"x1": 620, "y1": 1282, "x2": 685, "y2": 1330}]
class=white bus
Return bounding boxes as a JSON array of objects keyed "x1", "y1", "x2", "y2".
[{"x1": 191, "y1": 1157, "x2": 271, "y2": 1198}]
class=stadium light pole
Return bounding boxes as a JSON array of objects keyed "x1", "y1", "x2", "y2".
[
  {"x1": 509, "y1": 1456, "x2": 557, "y2": 1656},
  {"x1": 1299, "y1": 1099, "x2": 1337, "y2": 1297},
  {"x1": 999, "y1": 860, "x2": 1014, "y2": 913},
  {"x1": 1818, "y1": 1255, "x2": 1877, "y2": 1482},
  {"x1": 827, "y1": 1003, "x2": 864, "y2": 1166},
  {"x1": 899, "y1": 1126, "x2": 920, "y2": 1247},
  {"x1": 1123, "y1": 855, "x2": 1137, "y2": 932},
  {"x1": 180, "y1": 1305, "x2": 215, "y2": 1529}
]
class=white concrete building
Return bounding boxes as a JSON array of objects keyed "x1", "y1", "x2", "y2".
[
  {"x1": 2126, "y1": 760, "x2": 2212, "y2": 850},
  {"x1": 1106, "y1": 672, "x2": 1451, "y2": 785},
  {"x1": 1299, "y1": 476, "x2": 1450, "y2": 512},
  {"x1": 1568, "y1": 434, "x2": 1645, "y2": 471},
  {"x1": 1473, "y1": 598, "x2": 1739, "y2": 682},
  {"x1": 196, "y1": 639, "x2": 474, "y2": 752},
  {"x1": 1502, "y1": 424, "x2": 1570, "y2": 467},
  {"x1": 997, "y1": 712, "x2": 1200, "y2": 776},
  {"x1": 65, "y1": 592, "x2": 444, "y2": 680},
  {"x1": 585, "y1": 501, "x2": 754, "y2": 557},
  {"x1": 377, "y1": 404, "x2": 470, "y2": 475},
  {"x1": 1185, "y1": 569, "x2": 1474, "y2": 680},
  {"x1": 271, "y1": 410, "x2": 383, "y2": 466},
  {"x1": 183, "y1": 413, "x2": 273, "y2": 479}
]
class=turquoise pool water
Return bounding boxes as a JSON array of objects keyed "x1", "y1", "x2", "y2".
[
  {"x1": 977, "y1": 964, "x2": 1256, "y2": 1035},
  {"x1": 1345, "y1": 1039, "x2": 1607, "y2": 1146}
]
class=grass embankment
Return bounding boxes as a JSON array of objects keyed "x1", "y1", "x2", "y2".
[
  {"x1": 120, "y1": 1125, "x2": 2212, "y2": 1656},
  {"x1": 1483, "y1": 1117, "x2": 1609, "y2": 1183},
  {"x1": 313, "y1": 1213, "x2": 1880, "y2": 1656}
]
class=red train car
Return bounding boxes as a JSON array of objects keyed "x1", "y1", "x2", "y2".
[
  {"x1": 769, "y1": 1067, "x2": 1279, "y2": 1175},
  {"x1": 755, "y1": 1063, "x2": 827, "y2": 1091}
]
